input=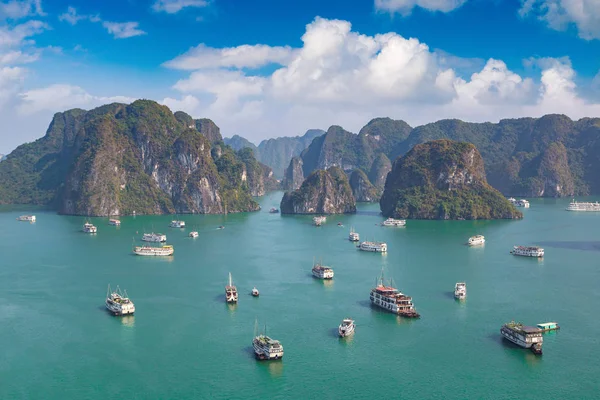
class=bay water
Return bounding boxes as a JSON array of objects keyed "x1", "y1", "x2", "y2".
[{"x1": 1, "y1": 193, "x2": 599, "y2": 399}]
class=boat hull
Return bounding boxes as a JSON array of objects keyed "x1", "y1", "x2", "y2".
[
  {"x1": 105, "y1": 301, "x2": 135, "y2": 316},
  {"x1": 500, "y1": 327, "x2": 542, "y2": 354},
  {"x1": 338, "y1": 324, "x2": 355, "y2": 337},
  {"x1": 369, "y1": 297, "x2": 420, "y2": 318},
  {"x1": 253, "y1": 343, "x2": 283, "y2": 360}
]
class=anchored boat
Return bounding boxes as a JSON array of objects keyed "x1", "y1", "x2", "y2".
[
  {"x1": 105, "y1": 285, "x2": 135, "y2": 316},
  {"x1": 251, "y1": 287, "x2": 260, "y2": 297},
  {"x1": 454, "y1": 282, "x2": 466, "y2": 299},
  {"x1": 82, "y1": 222, "x2": 97, "y2": 234},
  {"x1": 189, "y1": 231, "x2": 199, "y2": 238},
  {"x1": 359, "y1": 241, "x2": 387, "y2": 253},
  {"x1": 312, "y1": 261, "x2": 334, "y2": 279},
  {"x1": 516, "y1": 199, "x2": 530, "y2": 208},
  {"x1": 17, "y1": 215, "x2": 36, "y2": 222},
  {"x1": 225, "y1": 272, "x2": 238, "y2": 303},
  {"x1": 467, "y1": 235, "x2": 485, "y2": 246},
  {"x1": 253, "y1": 321, "x2": 284, "y2": 361},
  {"x1": 500, "y1": 321, "x2": 543, "y2": 354},
  {"x1": 313, "y1": 216, "x2": 326, "y2": 226},
  {"x1": 370, "y1": 271, "x2": 420, "y2": 318},
  {"x1": 169, "y1": 220, "x2": 185, "y2": 228},
  {"x1": 269, "y1": 207, "x2": 279, "y2": 213},
  {"x1": 511, "y1": 246, "x2": 544, "y2": 257},
  {"x1": 109, "y1": 219, "x2": 121, "y2": 226},
  {"x1": 382, "y1": 218, "x2": 406, "y2": 227},
  {"x1": 537, "y1": 322, "x2": 560, "y2": 332},
  {"x1": 566, "y1": 199, "x2": 600, "y2": 211},
  {"x1": 133, "y1": 244, "x2": 174, "y2": 256},
  {"x1": 142, "y1": 232, "x2": 167, "y2": 242},
  {"x1": 338, "y1": 318, "x2": 355, "y2": 337},
  {"x1": 348, "y1": 227, "x2": 360, "y2": 242}
]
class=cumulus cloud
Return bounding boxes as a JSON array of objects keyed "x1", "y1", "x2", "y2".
[
  {"x1": 160, "y1": 16, "x2": 600, "y2": 143},
  {"x1": 102, "y1": 21, "x2": 146, "y2": 39},
  {"x1": 0, "y1": 0, "x2": 45, "y2": 19},
  {"x1": 0, "y1": 19, "x2": 47, "y2": 47},
  {"x1": 165, "y1": 44, "x2": 295, "y2": 70},
  {"x1": 519, "y1": 0, "x2": 600, "y2": 40},
  {"x1": 58, "y1": 6, "x2": 100, "y2": 25},
  {"x1": 152, "y1": 0, "x2": 208, "y2": 14},
  {"x1": 17, "y1": 84, "x2": 135, "y2": 115},
  {"x1": 375, "y1": 0, "x2": 468, "y2": 15}
]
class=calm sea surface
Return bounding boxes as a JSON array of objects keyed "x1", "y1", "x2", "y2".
[{"x1": 1, "y1": 193, "x2": 600, "y2": 399}]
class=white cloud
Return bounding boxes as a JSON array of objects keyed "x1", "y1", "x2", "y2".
[
  {"x1": 0, "y1": 49, "x2": 39, "y2": 64},
  {"x1": 102, "y1": 21, "x2": 146, "y2": 39},
  {"x1": 0, "y1": 0, "x2": 45, "y2": 19},
  {"x1": 0, "y1": 65, "x2": 25, "y2": 105},
  {"x1": 519, "y1": 0, "x2": 600, "y2": 40},
  {"x1": 165, "y1": 43, "x2": 294, "y2": 70},
  {"x1": 0, "y1": 20, "x2": 47, "y2": 47},
  {"x1": 161, "y1": 95, "x2": 202, "y2": 116},
  {"x1": 59, "y1": 6, "x2": 87, "y2": 25},
  {"x1": 17, "y1": 84, "x2": 135, "y2": 115},
  {"x1": 375, "y1": 0, "x2": 468, "y2": 15},
  {"x1": 152, "y1": 0, "x2": 208, "y2": 14}
]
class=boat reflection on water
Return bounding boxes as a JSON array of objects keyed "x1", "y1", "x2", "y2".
[
  {"x1": 120, "y1": 315, "x2": 135, "y2": 328},
  {"x1": 226, "y1": 303, "x2": 237, "y2": 313},
  {"x1": 264, "y1": 359, "x2": 284, "y2": 377},
  {"x1": 321, "y1": 279, "x2": 334, "y2": 289}
]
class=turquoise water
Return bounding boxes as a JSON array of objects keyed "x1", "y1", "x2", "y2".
[{"x1": 1, "y1": 193, "x2": 599, "y2": 399}]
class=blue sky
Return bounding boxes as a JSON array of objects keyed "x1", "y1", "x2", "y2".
[{"x1": 1, "y1": 0, "x2": 600, "y2": 152}]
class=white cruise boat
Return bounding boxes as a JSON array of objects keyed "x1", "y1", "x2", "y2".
[
  {"x1": 109, "y1": 219, "x2": 121, "y2": 226},
  {"x1": 516, "y1": 199, "x2": 530, "y2": 208},
  {"x1": 312, "y1": 262, "x2": 334, "y2": 279},
  {"x1": 348, "y1": 227, "x2": 360, "y2": 242},
  {"x1": 566, "y1": 199, "x2": 600, "y2": 212},
  {"x1": 338, "y1": 318, "x2": 355, "y2": 337},
  {"x1": 133, "y1": 244, "x2": 174, "y2": 256},
  {"x1": 142, "y1": 232, "x2": 167, "y2": 242},
  {"x1": 359, "y1": 241, "x2": 387, "y2": 253},
  {"x1": 382, "y1": 217, "x2": 406, "y2": 227},
  {"x1": 189, "y1": 231, "x2": 198, "y2": 238},
  {"x1": 511, "y1": 246, "x2": 544, "y2": 258},
  {"x1": 468, "y1": 235, "x2": 485, "y2": 246},
  {"x1": 313, "y1": 216, "x2": 326, "y2": 226},
  {"x1": 105, "y1": 285, "x2": 135, "y2": 316},
  {"x1": 370, "y1": 271, "x2": 420, "y2": 318},
  {"x1": 253, "y1": 324, "x2": 284, "y2": 361},
  {"x1": 454, "y1": 282, "x2": 466, "y2": 299},
  {"x1": 500, "y1": 321, "x2": 543, "y2": 354},
  {"x1": 508, "y1": 197, "x2": 517, "y2": 204},
  {"x1": 225, "y1": 272, "x2": 238, "y2": 303},
  {"x1": 17, "y1": 215, "x2": 36, "y2": 222},
  {"x1": 82, "y1": 222, "x2": 97, "y2": 233},
  {"x1": 169, "y1": 220, "x2": 185, "y2": 228}
]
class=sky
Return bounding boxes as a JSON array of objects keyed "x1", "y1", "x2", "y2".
[{"x1": 1, "y1": 0, "x2": 600, "y2": 152}]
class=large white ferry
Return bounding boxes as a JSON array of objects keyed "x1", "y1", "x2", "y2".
[
  {"x1": 511, "y1": 246, "x2": 544, "y2": 258},
  {"x1": 500, "y1": 321, "x2": 543, "y2": 354},
  {"x1": 142, "y1": 232, "x2": 167, "y2": 242},
  {"x1": 454, "y1": 282, "x2": 466, "y2": 299},
  {"x1": 516, "y1": 199, "x2": 530, "y2": 208},
  {"x1": 566, "y1": 199, "x2": 600, "y2": 212},
  {"x1": 225, "y1": 272, "x2": 238, "y2": 303},
  {"x1": 369, "y1": 272, "x2": 420, "y2": 318},
  {"x1": 105, "y1": 285, "x2": 135, "y2": 316},
  {"x1": 253, "y1": 323, "x2": 284, "y2": 360},
  {"x1": 467, "y1": 235, "x2": 485, "y2": 246},
  {"x1": 338, "y1": 318, "x2": 355, "y2": 338},
  {"x1": 169, "y1": 220, "x2": 185, "y2": 228},
  {"x1": 359, "y1": 241, "x2": 387, "y2": 253},
  {"x1": 17, "y1": 215, "x2": 36, "y2": 222},
  {"x1": 382, "y1": 217, "x2": 406, "y2": 227},
  {"x1": 348, "y1": 227, "x2": 360, "y2": 242},
  {"x1": 133, "y1": 244, "x2": 174, "y2": 256},
  {"x1": 82, "y1": 222, "x2": 97, "y2": 234},
  {"x1": 313, "y1": 216, "x2": 326, "y2": 226},
  {"x1": 312, "y1": 262, "x2": 334, "y2": 279}
]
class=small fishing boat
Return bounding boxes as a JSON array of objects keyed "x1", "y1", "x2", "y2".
[
  {"x1": 169, "y1": 220, "x2": 185, "y2": 228},
  {"x1": 189, "y1": 231, "x2": 198, "y2": 238},
  {"x1": 252, "y1": 287, "x2": 260, "y2": 297},
  {"x1": 537, "y1": 322, "x2": 560, "y2": 332},
  {"x1": 82, "y1": 222, "x2": 97, "y2": 234},
  {"x1": 269, "y1": 207, "x2": 279, "y2": 213},
  {"x1": 338, "y1": 318, "x2": 355, "y2": 337}
]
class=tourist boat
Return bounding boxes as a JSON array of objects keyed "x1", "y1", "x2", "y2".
[
  {"x1": 508, "y1": 197, "x2": 517, "y2": 204},
  {"x1": 218, "y1": 225, "x2": 225, "y2": 230},
  {"x1": 338, "y1": 318, "x2": 355, "y2": 338},
  {"x1": 252, "y1": 287, "x2": 260, "y2": 297},
  {"x1": 537, "y1": 322, "x2": 560, "y2": 332},
  {"x1": 169, "y1": 220, "x2": 185, "y2": 228},
  {"x1": 467, "y1": 235, "x2": 485, "y2": 246},
  {"x1": 369, "y1": 271, "x2": 420, "y2": 318},
  {"x1": 454, "y1": 282, "x2": 467, "y2": 299},
  {"x1": 105, "y1": 285, "x2": 135, "y2": 316},
  {"x1": 253, "y1": 323, "x2": 284, "y2": 361},
  {"x1": 312, "y1": 261, "x2": 334, "y2": 279},
  {"x1": 82, "y1": 222, "x2": 97, "y2": 234},
  {"x1": 313, "y1": 216, "x2": 326, "y2": 226},
  {"x1": 269, "y1": 207, "x2": 279, "y2": 213},
  {"x1": 511, "y1": 246, "x2": 544, "y2": 257},
  {"x1": 382, "y1": 217, "x2": 406, "y2": 227},
  {"x1": 516, "y1": 199, "x2": 530, "y2": 208},
  {"x1": 142, "y1": 232, "x2": 167, "y2": 242},
  {"x1": 225, "y1": 272, "x2": 238, "y2": 303},
  {"x1": 17, "y1": 215, "x2": 36, "y2": 222},
  {"x1": 348, "y1": 228, "x2": 360, "y2": 242},
  {"x1": 189, "y1": 231, "x2": 198, "y2": 238},
  {"x1": 133, "y1": 244, "x2": 174, "y2": 256},
  {"x1": 566, "y1": 199, "x2": 600, "y2": 212},
  {"x1": 108, "y1": 218, "x2": 121, "y2": 226},
  {"x1": 359, "y1": 241, "x2": 387, "y2": 253},
  {"x1": 500, "y1": 321, "x2": 543, "y2": 354}
]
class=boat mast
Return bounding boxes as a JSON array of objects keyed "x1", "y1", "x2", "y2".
[{"x1": 228, "y1": 272, "x2": 232, "y2": 287}]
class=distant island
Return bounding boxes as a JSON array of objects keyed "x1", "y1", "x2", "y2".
[
  {"x1": 0, "y1": 100, "x2": 275, "y2": 216},
  {"x1": 380, "y1": 140, "x2": 522, "y2": 220}
]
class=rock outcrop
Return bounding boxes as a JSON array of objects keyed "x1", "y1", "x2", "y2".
[
  {"x1": 282, "y1": 156, "x2": 305, "y2": 191},
  {"x1": 380, "y1": 140, "x2": 522, "y2": 220},
  {"x1": 280, "y1": 167, "x2": 356, "y2": 214},
  {"x1": 349, "y1": 169, "x2": 378, "y2": 202},
  {"x1": 368, "y1": 153, "x2": 392, "y2": 191}
]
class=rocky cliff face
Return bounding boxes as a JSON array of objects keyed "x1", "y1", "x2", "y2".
[
  {"x1": 195, "y1": 118, "x2": 223, "y2": 144},
  {"x1": 0, "y1": 100, "x2": 261, "y2": 216},
  {"x1": 280, "y1": 167, "x2": 356, "y2": 214},
  {"x1": 368, "y1": 153, "x2": 392, "y2": 191},
  {"x1": 282, "y1": 156, "x2": 305, "y2": 191},
  {"x1": 380, "y1": 140, "x2": 522, "y2": 220},
  {"x1": 349, "y1": 169, "x2": 378, "y2": 202}
]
